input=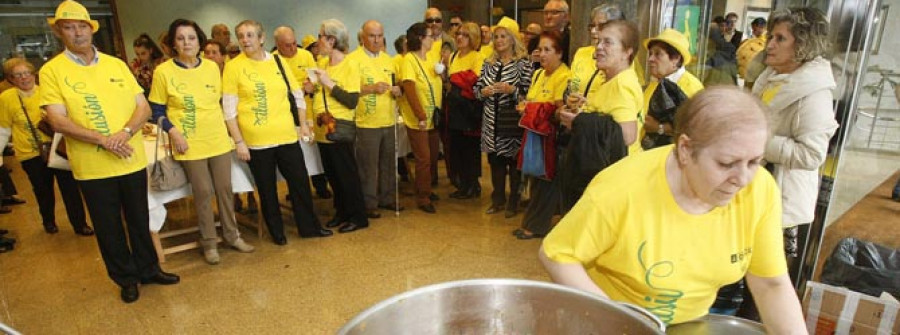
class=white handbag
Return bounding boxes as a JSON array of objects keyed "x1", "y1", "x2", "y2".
[{"x1": 47, "y1": 133, "x2": 71, "y2": 170}]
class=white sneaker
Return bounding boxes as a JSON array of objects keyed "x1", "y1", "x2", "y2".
[
  {"x1": 231, "y1": 239, "x2": 255, "y2": 253},
  {"x1": 204, "y1": 248, "x2": 220, "y2": 265}
]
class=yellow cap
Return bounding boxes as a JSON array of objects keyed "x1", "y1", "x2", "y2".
[
  {"x1": 644, "y1": 29, "x2": 691, "y2": 65},
  {"x1": 301, "y1": 35, "x2": 317, "y2": 49},
  {"x1": 492, "y1": 17, "x2": 519, "y2": 35},
  {"x1": 47, "y1": 0, "x2": 99, "y2": 33}
]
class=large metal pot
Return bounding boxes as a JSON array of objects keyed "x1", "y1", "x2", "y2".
[
  {"x1": 666, "y1": 314, "x2": 766, "y2": 334},
  {"x1": 338, "y1": 278, "x2": 666, "y2": 334}
]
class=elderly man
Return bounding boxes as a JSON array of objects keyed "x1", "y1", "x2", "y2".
[
  {"x1": 425, "y1": 7, "x2": 455, "y2": 64},
  {"x1": 273, "y1": 26, "x2": 333, "y2": 200},
  {"x1": 523, "y1": 22, "x2": 542, "y2": 45},
  {"x1": 40, "y1": 0, "x2": 179, "y2": 303},
  {"x1": 543, "y1": 0, "x2": 571, "y2": 62},
  {"x1": 478, "y1": 24, "x2": 494, "y2": 58},
  {"x1": 210, "y1": 23, "x2": 232, "y2": 49},
  {"x1": 348, "y1": 20, "x2": 404, "y2": 217}
]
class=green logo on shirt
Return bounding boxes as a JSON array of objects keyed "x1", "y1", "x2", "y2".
[
  {"x1": 243, "y1": 69, "x2": 268, "y2": 126},
  {"x1": 66, "y1": 77, "x2": 110, "y2": 150},
  {"x1": 172, "y1": 78, "x2": 197, "y2": 139},
  {"x1": 638, "y1": 241, "x2": 685, "y2": 324}
]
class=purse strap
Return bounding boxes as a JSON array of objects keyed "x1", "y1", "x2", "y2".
[
  {"x1": 583, "y1": 69, "x2": 600, "y2": 96},
  {"x1": 412, "y1": 55, "x2": 437, "y2": 109},
  {"x1": 274, "y1": 54, "x2": 301, "y2": 126},
  {"x1": 153, "y1": 117, "x2": 171, "y2": 166},
  {"x1": 17, "y1": 94, "x2": 43, "y2": 152}
]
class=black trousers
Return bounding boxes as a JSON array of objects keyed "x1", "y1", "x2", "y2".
[
  {"x1": 319, "y1": 142, "x2": 368, "y2": 226},
  {"x1": 78, "y1": 169, "x2": 159, "y2": 287},
  {"x1": 488, "y1": 153, "x2": 520, "y2": 208},
  {"x1": 520, "y1": 176, "x2": 561, "y2": 235},
  {"x1": 448, "y1": 130, "x2": 481, "y2": 191},
  {"x1": 248, "y1": 143, "x2": 323, "y2": 239},
  {"x1": 0, "y1": 166, "x2": 18, "y2": 196},
  {"x1": 21, "y1": 157, "x2": 88, "y2": 229}
]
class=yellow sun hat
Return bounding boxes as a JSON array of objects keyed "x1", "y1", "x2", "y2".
[
  {"x1": 47, "y1": 0, "x2": 99, "y2": 33},
  {"x1": 492, "y1": 16, "x2": 519, "y2": 35},
  {"x1": 301, "y1": 35, "x2": 317, "y2": 49},
  {"x1": 644, "y1": 29, "x2": 691, "y2": 65}
]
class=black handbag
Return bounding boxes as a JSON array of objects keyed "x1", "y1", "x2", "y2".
[
  {"x1": 322, "y1": 85, "x2": 356, "y2": 143},
  {"x1": 273, "y1": 54, "x2": 300, "y2": 126}
]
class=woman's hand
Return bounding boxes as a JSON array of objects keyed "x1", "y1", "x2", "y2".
[
  {"x1": 558, "y1": 108, "x2": 578, "y2": 129},
  {"x1": 516, "y1": 101, "x2": 528, "y2": 114},
  {"x1": 235, "y1": 142, "x2": 251, "y2": 162},
  {"x1": 302, "y1": 80, "x2": 316, "y2": 94},
  {"x1": 418, "y1": 120, "x2": 427, "y2": 130},
  {"x1": 480, "y1": 86, "x2": 495, "y2": 97},
  {"x1": 566, "y1": 92, "x2": 586, "y2": 111},
  {"x1": 314, "y1": 69, "x2": 334, "y2": 88},
  {"x1": 495, "y1": 82, "x2": 514, "y2": 94},
  {"x1": 168, "y1": 130, "x2": 189, "y2": 154}
]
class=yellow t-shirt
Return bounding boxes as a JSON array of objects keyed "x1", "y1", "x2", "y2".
[
  {"x1": 427, "y1": 39, "x2": 443, "y2": 65},
  {"x1": 0, "y1": 88, "x2": 50, "y2": 161},
  {"x1": 273, "y1": 49, "x2": 317, "y2": 123},
  {"x1": 526, "y1": 64, "x2": 572, "y2": 103},
  {"x1": 588, "y1": 67, "x2": 644, "y2": 154},
  {"x1": 394, "y1": 54, "x2": 412, "y2": 127},
  {"x1": 348, "y1": 48, "x2": 396, "y2": 129},
  {"x1": 399, "y1": 53, "x2": 442, "y2": 130},
  {"x1": 478, "y1": 43, "x2": 493, "y2": 60},
  {"x1": 312, "y1": 56, "x2": 361, "y2": 143},
  {"x1": 38, "y1": 52, "x2": 148, "y2": 180},
  {"x1": 569, "y1": 46, "x2": 606, "y2": 111},
  {"x1": 222, "y1": 53, "x2": 300, "y2": 147},
  {"x1": 641, "y1": 71, "x2": 704, "y2": 146},
  {"x1": 148, "y1": 59, "x2": 233, "y2": 161},
  {"x1": 449, "y1": 50, "x2": 485, "y2": 76},
  {"x1": 543, "y1": 146, "x2": 787, "y2": 325}
]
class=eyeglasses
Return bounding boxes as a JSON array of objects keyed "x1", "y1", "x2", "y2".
[
  {"x1": 544, "y1": 10, "x2": 566, "y2": 16},
  {"x1": 318, "y1": 33, "x2": 333, "y2": 40},
  {"x1": 425, "y1": 17, "x2": 442, "y2": 24},
  {"x1": 10, "y1": 71, "x2": 32, "y2": 79},
  {"x1": 597, "y1": 38, "x2": 619, "y2": 48}
]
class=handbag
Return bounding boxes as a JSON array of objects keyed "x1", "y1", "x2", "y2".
[
  {"x1": 321, "y1": 85, "x2": 357, "y2": 143},
  {"x1": 47, "y1": 133, "x2": 70, "y2": 170},
  {"x1": 273, "y1": 54, "x2": 301, "y2": 126},
  {"x1": 17, "y1": 95, "x2": 52, "y2": 162},
  {"x1": 149, "y1": 119, "x2": 188, "y2": 191}
]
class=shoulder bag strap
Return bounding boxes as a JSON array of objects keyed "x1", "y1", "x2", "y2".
[
  {"x1": 412, "y1": 55, "x2": 437, "y2": 108},
  {"x1": 273, "y1": 54, "x2": 292, "y2": 92},
  {"x1": 17, "y1": 94, "x2": 44, "y2": 151},
  {"x1": 583, "y1": 69, "x2": 600, "y2": 96}
]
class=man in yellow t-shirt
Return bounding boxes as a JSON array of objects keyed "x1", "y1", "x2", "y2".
[
  {"x1": 273, "y1": 25, "x2": 332, "y2": 199},
  {"x1": 348, "y1": 20, "x2": 403, "y2": 216},
  {"x1": 541, "y1": 87, "x2": 807, "y2": 332},
  {"x1": 39, "y1": 0, "x2": 179, "y2": 304}
]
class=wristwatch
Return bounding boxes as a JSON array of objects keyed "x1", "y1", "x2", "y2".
[
  {"x1": 657, "y1": 123, "x2": 666, "y2": 135},
  {"x1": 122, "y1": 127, "x2": 133, "y2": 136}
]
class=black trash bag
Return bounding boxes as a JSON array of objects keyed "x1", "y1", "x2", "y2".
[{"x1": 821, "y1": 238, "x2": 900, "y2": 298}]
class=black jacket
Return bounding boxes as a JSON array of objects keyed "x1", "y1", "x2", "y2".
[{"x1": 559, "y1": 113, "x2": 628, "y2": 212}]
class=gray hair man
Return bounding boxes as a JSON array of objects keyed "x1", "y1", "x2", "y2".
[
  {"x1": 39, "y1": 0, "x2": 179, "y2": 304},
  {"x1": 348, "y1": 20, "x2": 404, "y2": 216}
]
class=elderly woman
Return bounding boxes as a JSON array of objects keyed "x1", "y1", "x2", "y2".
[
  {"x1": 312, "y1": 19, "x2": 368, "y2": 233},
  {"x1": 148, "y1": 19, "x2": 254, "y2": 264},
  {"x1": 568, "y1": 4, "x2": 624, "y2": 105},
  {"x1": 400, "y1": 22, "x2": 442, "y2": 214},
  {"x1": 541, "y1": 87, "x2": 807, "y2": 333},
  {"x1": 130, "y1": 33, "x2": 165, "y2": 95},
  {"x1": 0, "y1": 58, "x2": 92, "y2": 236},
  {"x1": 641, "y1": 29, "x2": 704, "y2": 149},
  {"x1": 476, "y1": 20, "x2": 532, "y2": 218},
  {"x1": 753, "y1": 7, "x2": 838, "y2": 278},
  {"x1": 223, "y1": 20, "x2": 332, "y2": 245},
  {"x1": 513, "y1": 32, "x2": 571, "y2": 240},
  {"x1": 446, "y1": 21, "x2": 485, "y2": 200}
]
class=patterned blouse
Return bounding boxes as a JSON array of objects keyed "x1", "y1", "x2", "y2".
[{"x1": 475, "y1": 58, "x2": 533, "y2": 157}]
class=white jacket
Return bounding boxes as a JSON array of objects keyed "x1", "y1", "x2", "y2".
[{"x1": 753, "y1": 57, "x2": 838, "y2": 227}]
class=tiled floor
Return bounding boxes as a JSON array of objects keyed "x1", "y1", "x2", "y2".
[{"x1": 0, "y1": 160, "x2": 548, "y2": 334}]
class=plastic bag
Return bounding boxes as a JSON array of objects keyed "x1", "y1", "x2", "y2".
[{"x1": 820, "y1": 238, "x2": 900, "y2": 298}]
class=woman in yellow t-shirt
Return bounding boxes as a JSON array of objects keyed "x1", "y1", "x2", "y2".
[
  {"x1": 642, "y1": 29, "x2": 704, "y2": 149},
  {"x1": 223, "y1": 20, "x2": 332, "y2": 245},
  {"x1": 446, "y1": 22, "x2": 485, "y2": 200},
  {"x1": 149, "y1": 19, "x2": 255, "y2": 264},
  {"x1": 400, "y1": 22, "x2": 442, "y2": 214},
  {"x1": 540, "y1": 87, "x2": 806, "y2": 332},
  {"x1": 515, "y1": 32, "x2": 571, "y2": 240},
  {"x1": 310, "y1": 19, "x2": 368, "y2": 234},
  {"x1": 0, "y1": 58, "x2": 92, "y2": 236}
]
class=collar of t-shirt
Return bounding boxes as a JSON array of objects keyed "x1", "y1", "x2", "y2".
[
  {"x1": 173, "y1": 56, "x2": 203, "y2": 69},
  {"x1": 363, "y1": 48, "x2": 379, "y2": 58},
  {"x1": 665, "y1": 66, "x2": 686, "y2": 83},
  {"x1": 64, "y1": 46, "x2": 100, "y2": 66}
]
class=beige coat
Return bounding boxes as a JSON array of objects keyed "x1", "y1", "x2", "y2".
[{"x1": 753, "y1": 57, "x2": 838, "y2": 227}]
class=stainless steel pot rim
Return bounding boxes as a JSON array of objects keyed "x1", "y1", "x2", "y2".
[{"x1": 337, "y1": 278, "x2": 666, "y2": 334}]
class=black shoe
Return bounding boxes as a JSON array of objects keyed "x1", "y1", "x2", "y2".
[
  {"x1": 451, "y1": 187, "x2": 478, "y2": 200},
  {"x1": 44, "y1": 224, "x2": 59, "y2": 234},
  {"x1": 338, "y1": 222, "x2": 368, "y2": 233},
  {"x1": 2, "y1": 197, "x2": 25, "y2": 206},
  {"x1": 317, "y1": 189, "x2": 333, "y2": 199},
  {"x1": 511, "y1": 228, "x2": 524, "y2": 236},
  {"x1": 120, "y1": 284, "x2": 139, "y2": 303},
  {"x1": 515, "y1": 230, "x2": 545, "y2": 240},
  {"x1": 0, "y1": 229, "x2": 8, "y2": 235},
  {"x1": 300, "y1": 229, "x2": 333, "y2": 238},
  {"x1": 0, "y1": 207, "x2": 9, "y2": 214},
  {"x1": 366, "y1": 211, "x2": 381, "y2": 219},
  {"x1": 74, "y1": 226, "x2": 94, "y2": 236},
  {"x1": 378, "y1": 203, "x2": 405, "y2": 211},
  {"x1": 418, "y1": 204, "x2": 436, "y2": 214},
  {"x1": 486, "y1": 204, "x2": 504, "y2": 214},
  {"x1": 273, "y1": 236, "x2": 288, "y2": 245},
  {"x1": 140, "y1": 271, "x2": 180, "y2": 285},
  {"x1": 505, "y1": 208, "x2": 518, "y2": 218},
  {"x1": 325, "y1": 219, "x2": 343, "y2": 229},
  {"x1": 429, "y1": 193, "x2": 440, "y2": 201}
]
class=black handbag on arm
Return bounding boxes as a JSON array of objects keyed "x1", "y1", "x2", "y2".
[
  {"x1": 322, "y1": 85, "x2": 356, "y2": 143},
  {"x1": 273, "y1": 54, "x2": 300, "y2": 126}
]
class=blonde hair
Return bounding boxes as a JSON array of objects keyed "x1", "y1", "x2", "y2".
[
  {"x1": 487, "y1": 26, "x2": 526, "y2": 63},
  {"x1": 2, "y1": 58, "x2": 34, "y2": 78}
]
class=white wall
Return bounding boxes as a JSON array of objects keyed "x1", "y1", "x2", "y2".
[{"x1": 116, "y1": 0, "x2": 427, "y2": 61}]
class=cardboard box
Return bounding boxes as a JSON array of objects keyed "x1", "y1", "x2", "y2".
[{"x1": 803, "y1": 281, "x2": 900, "y2": 334}]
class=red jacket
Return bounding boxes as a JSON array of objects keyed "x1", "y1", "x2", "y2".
[{"x1": 518, "y1": 102, "x2": 558, "y2": 179}]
